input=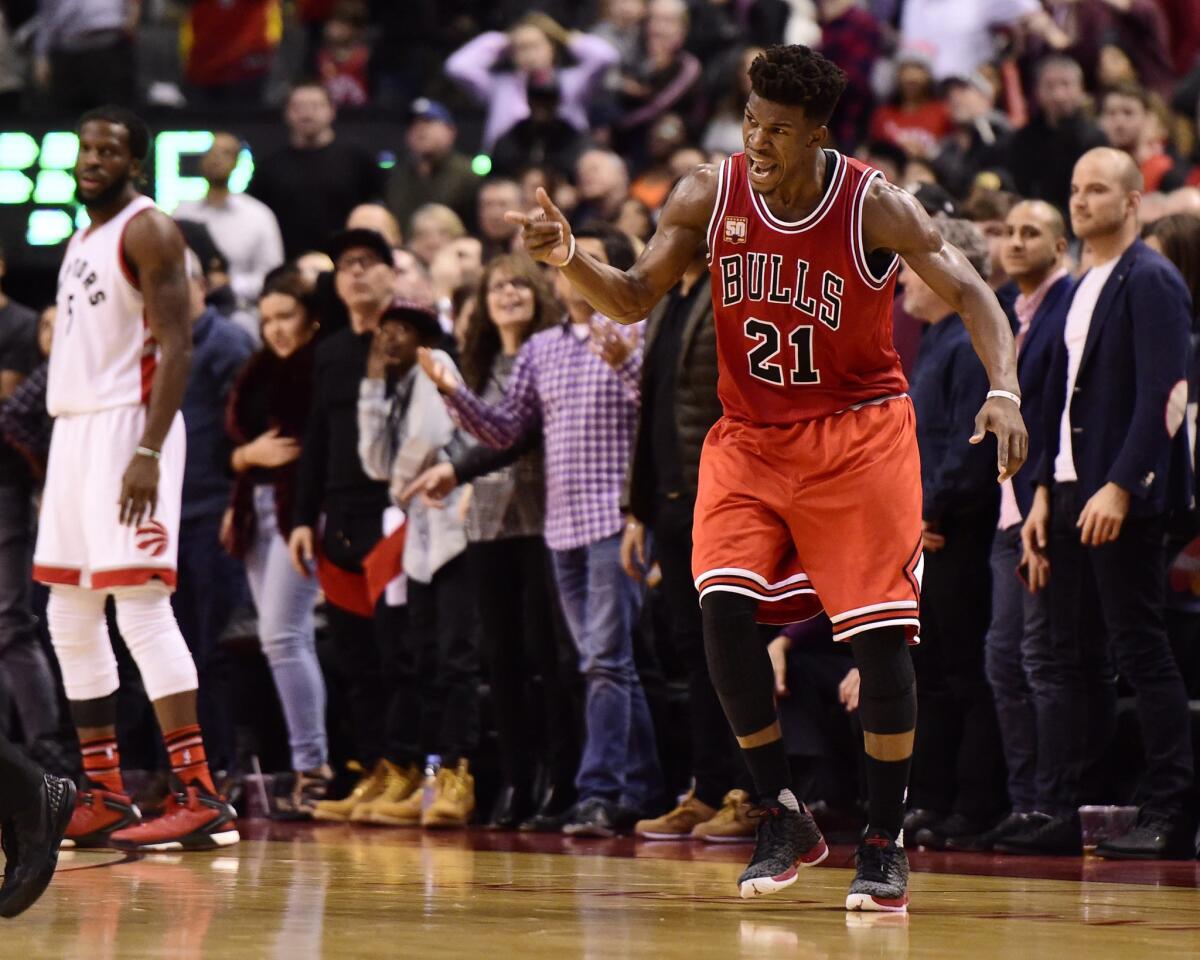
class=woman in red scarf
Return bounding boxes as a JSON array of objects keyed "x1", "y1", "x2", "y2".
[{"x1": 223, "y1": 269, "x2": 329, "y2": 817}]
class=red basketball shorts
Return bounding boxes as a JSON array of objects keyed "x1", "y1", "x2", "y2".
[{"x1": 692, "y1": 396, "x2": 923, "y2": 642}]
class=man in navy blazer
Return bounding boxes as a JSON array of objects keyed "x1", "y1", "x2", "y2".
[
  {"x1": 902, "y1": 218, "x2": 1007, "y2": 849},
  {"x1": 947, "y1": 200, "x2": 1074, "y2": 853},
  {"x1": 1013, "y1": 149, "x2": 1195, "y2": 859}
]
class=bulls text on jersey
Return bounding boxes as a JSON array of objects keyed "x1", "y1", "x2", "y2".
[
  {"x1": 718, "y1": 252, "x2": 845, "y2": 387},
  {"x1": 717, "y1": 252, "x2": 844, "y2": 330}
]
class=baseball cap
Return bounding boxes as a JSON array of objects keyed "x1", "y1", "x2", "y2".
[
  {"x1": 326, "y1": 228, "x2": 395, "y2": 267},
  {"x1": 408, "y1": 98, "x2": 455, "y2": 126},
  {"x1": 910, "y1": 182, "x2": 958, "y2": 218}
]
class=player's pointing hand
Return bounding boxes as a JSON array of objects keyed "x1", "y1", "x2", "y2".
[
  {"x1": 504, "y1": 187, "x2": 574, "y2": 267},
  {"x1": 971, "y1": 394, "x2": 1028, "y2": 483}
]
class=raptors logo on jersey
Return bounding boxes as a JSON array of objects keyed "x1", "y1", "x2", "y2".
[
  {"x1": 47, "y1": 194, "x2": 159, "y2": 417},
  {"x1": 705, "y1": 151, "x2": 907, "y2": 424},
  {"x1": 135, "y1": 520, "x2": 170, "y2": 558},
  {"x1": 33, "y1": 194, "x2": 185, "y2": 592}
]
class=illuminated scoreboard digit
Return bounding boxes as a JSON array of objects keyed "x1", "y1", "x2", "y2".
[
  {"x1": 0, "y1": 130, "x2": 256, "y2": 247},
  {"x1": 154, "y1": 131, "x2": 255, "y2": 210}
]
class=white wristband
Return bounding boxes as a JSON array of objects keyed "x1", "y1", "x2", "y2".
[
  {"x1": 553, "y1": 234, "x2": 577, "y2": 268},
  {"x1": 987, "y1": 390, "x2": 1021, "y2": 408}
]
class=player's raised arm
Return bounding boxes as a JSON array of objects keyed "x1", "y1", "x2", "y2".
[
  {"x1": 118, "y1": 211, "x2": 193, "y2": 525},
  {"x1": 864, "y1": 180, "x2": 1027, "y2": 482},
  {"x1": 505, "y1": 165, "x2": 718, "y2": 324}
]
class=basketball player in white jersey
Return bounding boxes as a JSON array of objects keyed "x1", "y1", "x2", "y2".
[{"x1": 33, "y1": 107, "x2": 238, "y2": 851}]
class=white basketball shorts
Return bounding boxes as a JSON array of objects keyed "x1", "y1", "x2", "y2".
[{"x1": 33, "y1": 406, "x2": 185, "y2": 591}]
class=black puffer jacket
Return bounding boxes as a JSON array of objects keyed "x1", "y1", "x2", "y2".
[{"x1": 624, "y1": 279, "x2": 722, "y2": 523}]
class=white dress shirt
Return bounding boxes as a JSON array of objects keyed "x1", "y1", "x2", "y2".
[
  {"x1": 1055, "y1": 258, "x2": 1118, "y2": 483},
  {"x1": 175, "y1": 192, "x2": 285, "y2": 306}
]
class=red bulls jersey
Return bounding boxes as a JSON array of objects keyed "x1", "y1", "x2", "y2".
[{"x1": 705, "y1": 151, "x2": 907, "y2": 424}]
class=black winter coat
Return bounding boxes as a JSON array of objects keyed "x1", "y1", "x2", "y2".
[{"x1": 624, "y1": 278, "x2": 722, "y2": 523}]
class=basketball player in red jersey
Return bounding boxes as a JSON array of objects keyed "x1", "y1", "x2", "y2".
[
  {"x1": 504, "y1": 47, "x2": 1025, "y2": 912},
  {"x1": 33, "y1": 107, "x2": 238, "y2": 851}
]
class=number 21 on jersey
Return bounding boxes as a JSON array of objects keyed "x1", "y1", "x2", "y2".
[
  {"x1": 744, "y1": 319, "x2": 820, "y2": 385},
  {"x1": 720, "y1": 253, "x2": 844, "y2": 388}
]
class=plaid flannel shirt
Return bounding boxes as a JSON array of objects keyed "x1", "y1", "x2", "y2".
[{"x1": 444, "y1": 317, "x2": 641, "y2": 552}]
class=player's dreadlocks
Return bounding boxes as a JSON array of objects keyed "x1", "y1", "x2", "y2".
[{"x1": 748, "y1": 45, "x2": 848, "y2": 125}]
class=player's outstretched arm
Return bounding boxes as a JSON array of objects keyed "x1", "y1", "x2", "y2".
[
  {"x1": 118, "y1": 210, "x2": 193, "y2": 525},
  {"x1": 863, "y1": 180, "x2": 1027, "y2": 483},
  {"x1": 504, "y1": 166, "x2": 718, "y2": 325}
]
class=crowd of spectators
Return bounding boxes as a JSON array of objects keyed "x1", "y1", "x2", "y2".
[{"x1": 0, "y1": 0, "x2": 1198, "y2": 853}]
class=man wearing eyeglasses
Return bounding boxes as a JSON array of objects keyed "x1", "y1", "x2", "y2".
[{"x1": 288, "y1": 227, "x2": 408, "y2": 820}]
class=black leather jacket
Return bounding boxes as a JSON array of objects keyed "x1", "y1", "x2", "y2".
[{"x1": 624, "y1": 278, "x2": 722, "y2": 523}]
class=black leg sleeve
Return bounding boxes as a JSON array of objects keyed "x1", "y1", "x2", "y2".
[
  {"x1": 702, "y1": 591, "x2": 791, "y2": 801},
  {"x1": 702, "y1": 592, "x2": 778, "y2": 736},
  {"x1": 850, "y1": 626, "x2": 916, "y2": 838}
]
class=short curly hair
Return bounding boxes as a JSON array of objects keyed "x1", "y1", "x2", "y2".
[
  {"x1": 748, "y1": 45, "x2": 848, "y2": 125},
  {"x1": 77, "y1": 105, "x2": 151, "y2": 164}
]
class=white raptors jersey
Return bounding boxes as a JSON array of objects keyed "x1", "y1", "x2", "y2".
[{"x1": 47, "y1": 194, "x2": 160, "y2": 417}]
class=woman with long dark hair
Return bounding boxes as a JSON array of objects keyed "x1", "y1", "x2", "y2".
[
  {"x1": 1144, "y1": 213, "x2": 1200, "y2": 322},
  {"x1": 1144, "y1": 212, "x2": 1200, "y2": 446},
  {"x1": 1144, "y1": 213, "x2": 1200, "y2": 697},
  {"x1": 222, "y1": 269, "x2": 330, "y2": 816}
]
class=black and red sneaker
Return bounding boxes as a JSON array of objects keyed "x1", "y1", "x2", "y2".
[
  {"x1": 737, "y1": 804, "x2": 829, "y2": 899},
  {"x1": 109, "y1": 779, "x2": 239, "y2": 852},
  {"x1": 845, "y1": 829, "x2": 910, "y2": 913},
  {"x1": 0, "y1": 773, "x2": 77, "y2": 917},
  {"x1": 61, "y1": 787, "x2": 142, "y2": 849}
]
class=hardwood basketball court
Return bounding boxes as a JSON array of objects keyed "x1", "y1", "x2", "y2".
[{"x1": 9, "y1": 822, "x2": 1198, "y2": 958}]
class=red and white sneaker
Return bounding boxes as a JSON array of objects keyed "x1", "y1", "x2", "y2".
[
  {"x1": 736, "y1": 804, "x2": 829, "y2": 899},
  {"x1": 110, "y1": 781, "x2": 239, "y2": 852},
  {"x1": 845, "y1": 830, "x2": 910, "y2": 913},
  {"x1": 61, "y1": 788, "x2": 142, "y2": 849}
]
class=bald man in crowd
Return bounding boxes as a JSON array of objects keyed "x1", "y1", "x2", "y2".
[
  {"x1": 572, "y1": 149, "x2": 630, "y2": 225},
  {"x1": 1012, "y1": 149, "x2": 1196, "y2": 859},
  {"x1": 347, "y1": 203, "x2": 404, "y2": 249}
]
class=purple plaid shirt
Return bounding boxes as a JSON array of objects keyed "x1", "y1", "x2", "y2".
[{"x1": 444, "y1": 317, "x2": 641, "y2": 552}]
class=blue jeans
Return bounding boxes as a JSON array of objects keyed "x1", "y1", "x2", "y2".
[
  {"x1": 983, "y1": 525, "x2": 1048, "y2": 814},
  {"x1": 245, "y1": 486, "x2": 328, "y2": 772},
  {"x1": 551, "y1": 532, "x2": 662, "y2": 810}
]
